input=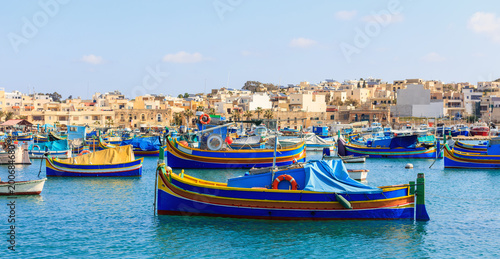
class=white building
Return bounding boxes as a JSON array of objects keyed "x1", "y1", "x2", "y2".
[
  {"x1": 391, "y1": 84, "x2": 443, "y2": 117},
  {"x1": 462, "y1": 87, "x2": 482, "y2": 115}
]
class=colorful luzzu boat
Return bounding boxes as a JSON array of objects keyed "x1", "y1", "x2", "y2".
[
  {"x1": 444, "y1": 139, "x2": 500, "y2": 168},
  {"x1": 165, "y1": 136, "x2": 306, "y2": 169},
  {"x1": 453, "y1": 140, "x2": 487, "y2": 154},
  {"x1": 156, "y1": 148, "x2": 429, "y2": 220},
  {"x1": 338, "y1": 134, "x2": 441, "y2": 159},
  {"x1": 29, "y1": 139, "x2": 72, "y2": 159},
  {"x1": 13, "y1": 132, "x2": 33, "y2": 141},
  {"x1": 45, "y1": 145, "x2": 143, "y2": 177}
]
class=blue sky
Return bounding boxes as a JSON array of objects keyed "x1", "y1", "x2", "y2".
[{"x1": 1, "y1": 0, "x2": 500, "y2": 99}]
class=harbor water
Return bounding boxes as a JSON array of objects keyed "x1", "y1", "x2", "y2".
[{"x1": 1, "y1": 152, "x2": 499, "y2": 258}]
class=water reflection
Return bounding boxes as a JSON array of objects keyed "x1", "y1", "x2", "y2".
[{"x1": 154, "y1": 215, "x2": 429, "y2": 257}]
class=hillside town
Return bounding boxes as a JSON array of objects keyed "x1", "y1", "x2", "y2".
[{"x1": 1, "y1": 77, "x2": 499, "y2": 130}]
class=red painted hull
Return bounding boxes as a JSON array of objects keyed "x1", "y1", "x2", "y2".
[{"x1": 470, "y1": 127, "x2": 489, "y2": 136}]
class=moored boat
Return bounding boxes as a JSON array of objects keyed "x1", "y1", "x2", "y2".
[
  {"x1": 338, "y1": 134, "x2": 441, "y2": 159},
  {"x1": 444, "y1": 138, "x2": 500, "y2": 168},
  {"x1": 453, "y1": 140, "x2": 487, "y2": 154},
  {"x1": 470, "y1": 122, "x2": 490, "y2": 136},
  {"x1": 0, "y1": 178, "x2": 47, "y2": 195},
  {"x1": 45, "y1": 145, "x2": 143, "y2": 177},
  {"x1": 156, "y1": 148, "x2": 430, "y2": 220},
  {"x1": 165, "y1": 136, "x2": 306, "y2": 169},
  {"x1": 0, "y1": 143, "x2": 31, "y2": 165}
]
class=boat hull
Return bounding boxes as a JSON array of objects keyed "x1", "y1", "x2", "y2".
[
  {"x1": 444, "y1": 145, "x2": 500, "y2": 168},
  {"x1": 156, "y1": 171, "x2": 415, "y2": 220},
  {"x1": 45, "y1": 157, "x2": 143, "y2": 177},
  {"x1": 165, "y1": 137, "x2": 306, "y2": 169},
  {"x1": 29, "y1": 150, "x2": 71, "y2": 159},
  {"x1": 344, "y1": 144, "x2": 439, "y2": 158},
  {"x1": 0, "y1": 178, "x2": 46, "y2": 195}
]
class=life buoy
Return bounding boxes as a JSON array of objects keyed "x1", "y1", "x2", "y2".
[
  {"x1": 207, "y1": 134, "x2": 223, "y2": 150},
  {"x1": 31, "y1": 145, "x2": 41, "y2": 151},
  {"x1": 200, "y1": 114, "x2": 211, "y2": 124},
  {"x1": 272, "y1": 174, "x2": 298, "y2": 190},
  {"x1": 78, "y1": 150, "x2": 91, "y2": 156}
]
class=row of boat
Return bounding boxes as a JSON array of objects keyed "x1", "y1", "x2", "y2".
[
  {"x1": 1, "y1": 114, "x2": 434, "y2": 221},
  {"x1": 8, "y1": 114, "x2": 500, "y2": 221}
]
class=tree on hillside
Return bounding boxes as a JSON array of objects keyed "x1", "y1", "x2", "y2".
[
  {"x1": 345, "y1": 98, "x2": 359, "y2": 107},
  {"x1": 177, "y1": 94, "x2": 183, "y2": 98},
  {"x1": 196, "y1": 106, "x2": 204, "y2": 112},
  {"x1": 208, "y1": 108, "x2": 216, "y2": 115},
  {"x1": 68, "y1": 95, "x2": 73, "y2": 100},
  {"x1": 172, "y1": 112, "x2": 183, "y2": 126},
  {"x1": 5, "y1": 112, "x2": 14, "y2": 121},
  {"x1": 255, "y1": 107, "x2": 263, "y2": 119},
  {"x1": 264, "y1": 110, "x2": 274, "y2": 120},
  {"x1": 243, "y1": 110, "x2": 253, "y2": 121},
  {"x1": 242, "y1": 81, "x2": 279, "y2": 92},
  {"x1": 325, "y1": 92, "x2": 331, "y2": 104},
  {"x1": 332, "y1": 97, "x2": 344, "y2": 106},
  {"x1": 182, "y1": 109, "x2": 194, "y2": 126},
  {"x1": 231, "y1": 109, "x2": 242, "y2": 121},
  {"x1": 183, "y1": 93, "x2": 189, "y2": 98},
  {"x1": 48, "y1": 92, "x2": 62, "y2": 102},
  {"x1": 0, "y1": 111, "x2": 4, "y2": 122}
]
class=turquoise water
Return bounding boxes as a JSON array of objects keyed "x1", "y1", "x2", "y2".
[{"x1": 1, "y1": 152, "x2": 499, "y2": 258}]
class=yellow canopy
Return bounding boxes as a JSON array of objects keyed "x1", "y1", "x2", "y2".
[{"x1": 60, "y1": 145, "x2": 135, "y2": 165}]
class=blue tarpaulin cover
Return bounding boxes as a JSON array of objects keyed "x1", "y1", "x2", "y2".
[
  {"x1": 228, "y1": 160, "x2": 381, "y2": 194},
  {"x1": 303, "y1": 160, "x2": 381, "y2": 194},
  {"x1": 389, "y1": 135, "x2": 418, "y2": 149},
  {"x1": 121, "y1": 136, "x2": 160, "y2": 151},
  {"x1": 29, "y1": 139, "x2": 69, "y2": 151}
]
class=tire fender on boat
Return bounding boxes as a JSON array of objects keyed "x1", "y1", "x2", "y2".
[
  {"x1": 272, "y1": 174, "x2": 298, "y2": 190},
  {"x1": 207, "y1": 134, "x2": 223, "y2": 151}
]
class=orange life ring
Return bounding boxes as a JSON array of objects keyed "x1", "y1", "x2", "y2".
[
  {"x1": 272, "y1": 174, "x2": 298, "y2": 190},
  {"x1": 200, "y1": 114, "x2": 211, "y2": 124},
  {"x1": 78, "y1": 150, "x2": 91, "y2": 156}
]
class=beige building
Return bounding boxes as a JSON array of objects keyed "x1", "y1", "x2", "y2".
[{"x1": 289, "y1": 92, "x2": 326, "y2": 112}]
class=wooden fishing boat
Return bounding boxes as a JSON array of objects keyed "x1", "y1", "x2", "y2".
[
  {"x1": 279, "y1": 134, "x2": 336, "y2": 151},
  {"x1": 453, "y1": 140, "x2": 487, "y2": 154},
  {"x1": 338, "y1": 135, "x2": 441, "y2": 159},
  {"x1": 470, "y1": 122, "x2": 489, "y2": 136},
  {"x1": 346, "y1": 169, "x2": 368, "y2": 181},
  {"x1": 165, "y1": 136, "x2": 306, "y2": 169},
  {"x1": 156, "y1": 149, "x2": 429, "y2": 220},
  {"x1": 0, "y1": 178, "x2": 47, "y2": 195},
  {"x1": 0, "y1": 144, "x2": 31, "y2": 165},
  {"x1": 323, "y1": 154, "x2": 367, "y2": 163},
  {"x1": 13, "y1": 132, "x2": 33, "y2": 141},
  {"x1": 444, "y1": 141, "x2": 500, "y2": 168},
  {"x1": 29, "y1": 139, "x2": 72, "y2": 159},
  {"x1": 45, "y1": 145, "x2": 143, "y2": 177},
  {"x1": 34, "y1": 134, "x2": 49, "y2": 142}
]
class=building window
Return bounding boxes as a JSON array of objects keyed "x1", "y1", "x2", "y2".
[
  {"x1": 141, "y1": 114, "x2": 145, "y2": 121},
  {"x1": 157, "y1": 114, "x2": 162, "y2": 122}
]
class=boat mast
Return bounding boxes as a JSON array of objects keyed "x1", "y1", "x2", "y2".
[{"x1": 271, "y1": 112, "x2": 279, "y2": 182}]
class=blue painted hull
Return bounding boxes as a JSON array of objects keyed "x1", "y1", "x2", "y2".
[
  {"x1": 165, "y1": 137, "x2": 306, "y2": 169},
  {"x1": 157, "y1": 190, "x2": 415, "y2": 220}
]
